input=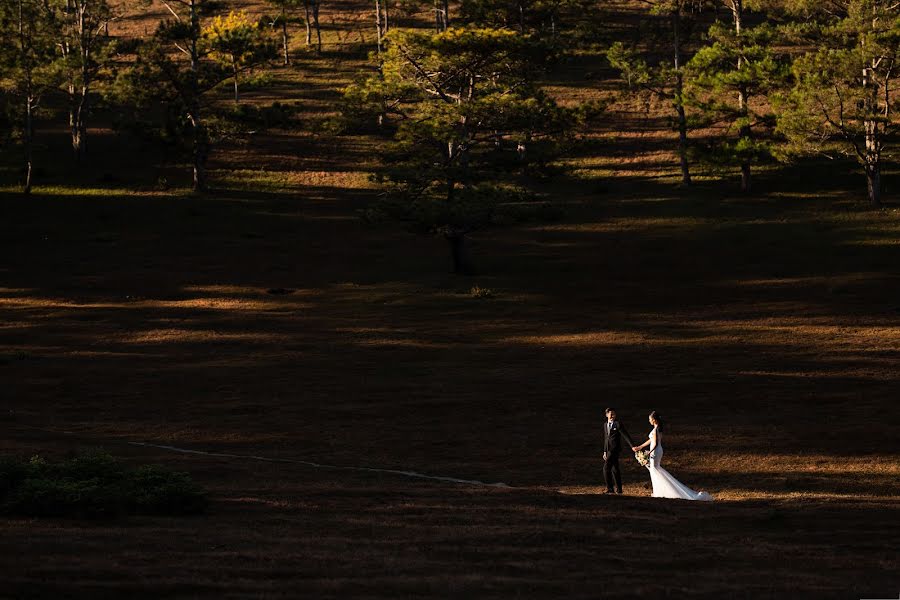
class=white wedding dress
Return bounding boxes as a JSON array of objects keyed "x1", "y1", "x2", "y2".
[{"x1": 646, "y1": 426, "x2": 712, "y2": 501}]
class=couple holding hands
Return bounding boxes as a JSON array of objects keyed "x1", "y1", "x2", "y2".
[{"x1": 602, "y1": 407, "x2": 712, "y2": 501}]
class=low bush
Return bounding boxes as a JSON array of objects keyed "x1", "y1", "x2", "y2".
[{"x1": 0, "y1": 451, "x2": 207, "y2": 518}]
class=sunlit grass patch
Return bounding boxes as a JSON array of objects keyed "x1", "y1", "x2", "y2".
[
  {"x1": 0, "y1": 185, "x2": 183, "y2": 198},
  {"x1": 469, "y1": 285, "x2": 497, "y2": 299},
  {"x1": 213, "y1": 168, "x2": 375, "y2": 192}
]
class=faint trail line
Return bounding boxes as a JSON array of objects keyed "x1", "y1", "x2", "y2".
[
  {"x1": 12, "y1": 421, "x2": 512, "y2": 488},
  {"x1": 128, "y1": 441, "x2": 512, "y2": 488}
]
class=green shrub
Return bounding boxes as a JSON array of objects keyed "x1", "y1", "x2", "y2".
[
  {"x1": 126, "y1": 466, "x2": 208, "y2": 515},
  {"x1": 0, "y1": 452, "x2": 207, "y2": 519}
]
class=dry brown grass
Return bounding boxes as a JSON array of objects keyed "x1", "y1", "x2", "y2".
[
  {"x1": 1, "y1": 1, "x2": 899, "y2": 598},
  {"x1": 3, "y1": 173, "x2": 900, "y2": 597}
]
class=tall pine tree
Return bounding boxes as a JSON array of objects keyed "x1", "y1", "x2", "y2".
[
  {"x1": 778, "y1": 0, "x2": 900, "y2": 206},
  {"x1": 686, "y1": 21, "x2": 784, "y2": 192}
]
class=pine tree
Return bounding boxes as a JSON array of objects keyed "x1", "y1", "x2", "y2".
[
  {"x1": 130, "y1": 0, "x2": 227, "y2": 191},
  {"x1": 266, "y1": 0, "x2": 303, "y2": 64},
  {"x1": 204, "y1": 11, "x2": 276, "y2": 104},
  {"x1": 777, "y1": 0, "x2": 900, "y2": 206},
  {"x1": 0, "y1": 0, "x2": 62, "y2": 194},
  {"x1": 344, "y1": 27, "x2": 577, "y2": 273},
  {"x1": 56, "y1": 0, "x2": 117, "y2": 161},
  {"x1": 608, "y1": 0, "x2": 704, "y2": 186},
  {"x1": 686, "y1": 21, "x2": 785, "y2": 192}
]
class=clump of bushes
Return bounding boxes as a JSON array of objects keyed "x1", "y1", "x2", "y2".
[{"x1": 0, "y1": 451, "x2": 207, "y2": 518}]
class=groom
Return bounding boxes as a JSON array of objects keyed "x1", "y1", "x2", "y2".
[{"x1": 602, "y1": 407, "x2": 635, "y2": 495}]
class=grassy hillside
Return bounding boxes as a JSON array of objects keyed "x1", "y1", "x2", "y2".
[{"x1": 1, "y1": 0, "x2": 899, "y2": 598}]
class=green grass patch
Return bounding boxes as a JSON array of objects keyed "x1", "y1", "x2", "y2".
[
  {"x1": 0, "y1": 452, "x2": 207, "y2": 518},
  {"x1": 213, "y1": 169, "x2": 298, "y2": 192},
  {"x1": 0, "y1": 185, "x2": 187, "y2": 198}
]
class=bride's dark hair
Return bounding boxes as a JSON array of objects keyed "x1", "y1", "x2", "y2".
[{"x1": 649, "y1": 411, "x2": 662, "y2": 430}]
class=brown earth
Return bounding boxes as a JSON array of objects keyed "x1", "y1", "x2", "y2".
[{"x1": 2, "y1": 0, "x2": 900, "y2": 598}]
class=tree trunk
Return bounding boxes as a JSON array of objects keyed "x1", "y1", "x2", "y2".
[
  {"x1": 312, "y1": 1, "x2": 321, "y2": 53},
  {"x1": 435, "y1": 0, "x2": 449, "y2": 31},
  {"x1": 731, "y1": 0, "x2": 751, "y2": 192},
  {"x1": 737, "y1": 83, "x2": 751, "y2": 193},
  {"x1": 189, "y1": 0, "x2": 199, "y2": 91},
  {"x1": 672, "y1": 6, "x2": 691, "y2": 186},
  {"x1": 866, "y1": 164, "x2": 881, "y2": 207},
  {"x1": 863, "y1": 64, "x2": 881, "y2": 207},
  {"x1": 281, "y1": 5, "x2": 290, "y2": 65},
  {"x1": 72, "y1": 83, "x2": 88, "y2": 160},
  {"x1": 375, "y1": 0, "x2": 383, "y2": 53},
  {"x1": 24, "y1": 95, "x2": 33, "y2": 196},
  {"x1": 675, "y1": 100, "x2": 691, "y2": 186},
  {"x1": 71, "y1": 108, "x2": 84, "y2": 159},
  {"x1": 233, "y1": 57, "x2": 240, "y2": 104},
  {"x1": 17, "y1": 0, "x2": 33, "y2": 195},
  {"x1": 729, "y1": 0, "x2": 742, "y2": 34},
  {"x1": 74, "y1": 0, "x2": 89, "y2": 161},
  {"x1": 739, "y1": 160, "x2": 751, "y2": 193},
  {"x1": 442, "y1": 0, "x2": 450, "y2": 29},
  {"x1": 188, "y1": 0, "x2": 207, "y2": 192},
  {"x1": 192, "y1": 120, "x2": 208, "y2": 192},
  {"x1": 304, "y1": 0, "x2": 312, "y2": 46},
  {"x1": 446, "y1": 231, "x2": 474, "y2": 275},
  {"x1": 69, "y1": 86, "x2": 78, "y2": 155}
]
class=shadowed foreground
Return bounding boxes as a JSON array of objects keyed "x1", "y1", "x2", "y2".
[
  {"x1": 2, "y1": 178, "x2": 899, "y2": 597},
  {"x1": 3, "y1": 432, "x2": 898, "y2": 599}
]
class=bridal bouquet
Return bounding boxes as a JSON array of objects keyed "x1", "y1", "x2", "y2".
[{"x1": 634, "y1": 450, "x2": 650, "y2": 468}]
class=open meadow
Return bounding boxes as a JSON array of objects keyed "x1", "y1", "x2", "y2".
[{"x1": 2, "y1": 0, "x2": 900, "y2": 598}]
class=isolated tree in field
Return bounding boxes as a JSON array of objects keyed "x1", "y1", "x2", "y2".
[
  {"x1": 697, "y1": 0, "x2": 787, "y2": 191},
  {"x1": 608, "y1": 0, "x2": 704, "y2": 186},
  {"x1": 204, "y1": 11, "x2": 275, "y2": 104},
  {"x1": 686, "y1": 22, "x2": 783, "y2": 192},
  {"x1": 129, "y1": 0, "x2": 229, "y2": 191},
  {"x1": 777, "y1": 0, "x2": 900, "y2": 206},
  {"x1": 345, "y1": 27, "x2": 575, "y2": 273},
  {"x1": 266, "y1": 0, "x2": 302, "y2": 64},
  {"x1": 1, "y1": 0, "x2": 61, "y2": 195},
  {"x1": 56, "y1": 0, "x2": 116, "y2": 161}
]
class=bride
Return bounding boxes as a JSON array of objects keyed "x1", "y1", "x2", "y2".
[{"x1": 632, "y1": 411, "x2": 712, "y2": 501}]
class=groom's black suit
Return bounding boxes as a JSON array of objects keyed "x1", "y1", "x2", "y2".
[{"x1": 602, "y1": 420, "x2": 635, "y2": 493}]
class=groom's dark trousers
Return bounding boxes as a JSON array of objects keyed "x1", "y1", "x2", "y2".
[
  {"x1": 603, "y1": 420, "x2": 634, "y2": 493},
  {"x1": 603, "y1": 452, "x2": 623, "y2": 493}
]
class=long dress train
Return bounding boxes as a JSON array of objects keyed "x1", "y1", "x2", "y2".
[{"x1": 646, "y1": 426, "x2": 712, "y2": 501}]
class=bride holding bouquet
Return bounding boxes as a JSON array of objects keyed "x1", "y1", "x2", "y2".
[{"x1": 632, "y1": 411, "x2": 712, "y2": 501}]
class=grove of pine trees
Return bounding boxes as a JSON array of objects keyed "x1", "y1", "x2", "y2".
[{"x1": 1, "y1": 0, "x2": 898, "y2": 217}]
